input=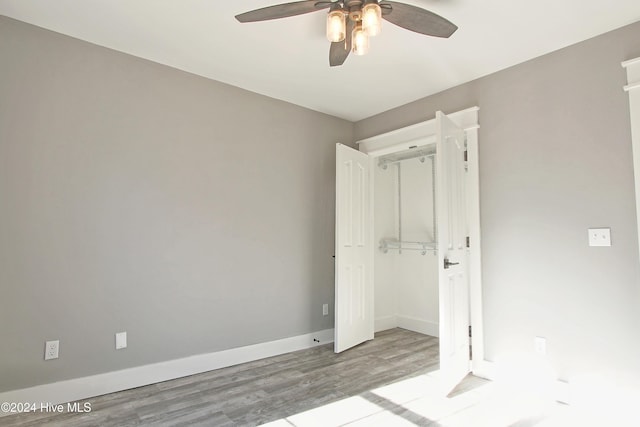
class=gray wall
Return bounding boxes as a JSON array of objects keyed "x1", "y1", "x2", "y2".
[
  {"x1": 0, "y1": 16, "x2": 353, "y2": 392},
  {"x1": 2, "y1": 12, "x2": 640, "y2": 394},
  {"x1": 356, "y1": 21, "x2": 640, "y2": 382}
]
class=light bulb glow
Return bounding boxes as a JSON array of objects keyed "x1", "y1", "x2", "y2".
[
  {"x1": 362, "y1": 3, "x2": 382, "y2": 36},
  {"x1": 352, "y1": 23, "x2": 369, "y2": 56},
  {"x1": 326, "y1": 10, "x2": 346, "y2": 42}
]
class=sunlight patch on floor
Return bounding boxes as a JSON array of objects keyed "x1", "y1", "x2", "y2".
[
  {"x1": 260, "y1": 371, "x2": 488, "y2": 426},
  {"x1": 261, "y1": 369, "x2": 640, "y2": 426},
  {"x1": 283, "y1": 396, "x2": 383, "y2": 427}
]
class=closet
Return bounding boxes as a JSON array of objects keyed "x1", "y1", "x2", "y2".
[
  {"x1": 374, "y1": 145, "x2": 439, "y2": 337},
  {"x1": 334, "y1": 108, "x2": 483, "y2": 394}
]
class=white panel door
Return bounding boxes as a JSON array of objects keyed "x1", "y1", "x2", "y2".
[
  {"x1": 436, "y1": 111, "x2": 470, "y2": 394},
  {"x1": 334, "y1": 143, "x2": 374, "y2": 353}
]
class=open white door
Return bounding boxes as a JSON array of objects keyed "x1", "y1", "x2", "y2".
[
  {"x1": 334, "y1": 143, "x2": 374, "y2": 353},
  {"x1": 436, "y1": 111, "x2": 471, "y2": 394}
]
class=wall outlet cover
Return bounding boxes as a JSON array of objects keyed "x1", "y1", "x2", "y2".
[
  {"x1": 322, "y1": 304, "x2": 329, "y2": 316},
  {"x1": 45, "y1": 340, "x2": 59, "y2": 360}
]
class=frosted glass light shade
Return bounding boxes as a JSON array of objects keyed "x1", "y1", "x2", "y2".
[
  {"x1": 362, "y1": 3, "x2": 382, "y2": 36},
  {"x1": 326, "y1": 10, "x2": 346, "y2": 42},
  {"x1": 352, "y1": 23, "x2": 369, "y2": 56}
]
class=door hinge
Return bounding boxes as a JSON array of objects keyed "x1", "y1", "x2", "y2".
[
  {"x1": 466, "y1": 236, "x2": 470, "y2": 248},
  {"x1": 468, "y1": 325, "x2": 472, "y2": 337},
  {"x1": 463, "y1": 150, "x2": 468, "y2": 162}
]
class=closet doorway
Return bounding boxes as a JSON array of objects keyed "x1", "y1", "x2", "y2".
[{"x1": 334, "y1": 108, "x2": 483, "y2": 395}]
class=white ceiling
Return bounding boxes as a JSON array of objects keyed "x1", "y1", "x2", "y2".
[{"x1": 1, "y1": 0, "x2": 640, "y2": 121}]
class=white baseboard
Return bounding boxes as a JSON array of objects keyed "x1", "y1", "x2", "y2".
[
  {"x1": 0, "y1": 328, "x2": 334, "y2": 416},
  {"x1": 375, "y1": 315, "x2": 438, "y2": 337},
  {"x1": 397, "y1": 315, "x2": 439, "y2": 337},
  {"x1": 375, "y1": 315, "x2": 398, "y2": 332}
]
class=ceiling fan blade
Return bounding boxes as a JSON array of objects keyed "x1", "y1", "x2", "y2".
[
  {"x1": 235, "y1": 1, "x2": 330, "y2": 23},
  {"x1": 329, "y1": 19, "x2": 353, "y2": 67},
  {"x1": 380, "y1": 1, "x2": 457, "y2": 38},
  {"x1": 329, "y1": 41, "x2": 349, "y2": 67}
]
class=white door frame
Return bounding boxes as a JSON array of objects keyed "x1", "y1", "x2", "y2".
[
  {"x1": 622, "y1": 57, "x2": 640, "y2": 258},
  {"x1": 356, "y1": 106, "x2": 489, "y2": 378}
]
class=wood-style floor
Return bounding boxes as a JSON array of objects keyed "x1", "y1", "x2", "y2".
[
  {"x1": 4, "y1": 328, "x2": 453, "y2": 426},
  {"x1": 5, "y1": 327, "x2": 605, "y2": 426}
]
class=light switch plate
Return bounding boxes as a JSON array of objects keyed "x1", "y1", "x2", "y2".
[
  {"x1": 115, "y1": 332, "x2": 127, "y2": 350},
  {"x1": 588, "y1": 228, "x2": 611, "y2": 246},
  {"x1": 534, "y1": 336, "x2": 546, "y2": 355}
]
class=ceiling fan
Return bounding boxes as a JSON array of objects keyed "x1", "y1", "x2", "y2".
[{"x1": 235, "y1": 0, "x2": 458, "y2": 67}]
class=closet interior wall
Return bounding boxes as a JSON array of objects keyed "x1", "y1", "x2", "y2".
[{"x1": 373, "y1": 153, "x2": 439, "y2": 337}]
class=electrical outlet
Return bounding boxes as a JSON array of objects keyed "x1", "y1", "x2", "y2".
[
  {"x1": 322, "y1": 304, "x2": 329, "y2": 316},
  {"x1": 44, "y1": 340, "x2": 59, "y2": 360},
  {"x1": 115, "y1": 332, "x2": 127, "y2": 350},
  {"x1": 534, "y1": 336, "x2": 546, "y2": 355}
]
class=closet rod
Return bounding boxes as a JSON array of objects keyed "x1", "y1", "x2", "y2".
[
  {"x1": 377, "y1": 144, "x2": 436, "y2": 169},
  {"x1": 379, "y1": 152, "x2": 435, "y2": 169},
  {"x1": 379, "y1": 239, "x2": 437, "y2": 256},
  {"x1": 380, "y1": 239, "x2": 438, "y2": 250},
  {"x1": 383, "y1": 239, "x2": 437, "y2": 245}
]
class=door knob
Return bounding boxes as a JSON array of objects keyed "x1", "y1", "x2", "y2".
[{"x1": 444, "y1": 258, "x2": 459, "y2": 269}]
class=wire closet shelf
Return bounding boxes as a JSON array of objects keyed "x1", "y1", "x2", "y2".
[{"x1": 377, "y1": 144, "x2": 437, "y2": 256}]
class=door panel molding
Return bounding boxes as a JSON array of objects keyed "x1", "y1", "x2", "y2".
[
  {"x1": 436, "y1": 111, "x2": 470, "y2": 393},
  {"x1": 335, "y1": 144, "x2": 374, "y2": 353}
]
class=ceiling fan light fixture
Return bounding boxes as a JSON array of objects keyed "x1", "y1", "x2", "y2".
[
  {"x1": 352, "y1": 22, "x2": 369, "y2": 56},
  {"x1": 236, "y1": 0, "x2": 458, "y2": 67},
  {"x1": 362, "y1": 2, "x2": 382, "y2": 36},
  {"x1": 326, "y1": 7, "x2": 346, "y2": 42}
]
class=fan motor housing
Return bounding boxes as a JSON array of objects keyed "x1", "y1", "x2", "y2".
[{"x1": 346, "y1": 0, "x2": 364, "y2": 21}]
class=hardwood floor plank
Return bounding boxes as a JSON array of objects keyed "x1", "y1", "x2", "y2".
[{"x1": 2, "y1": 328, "x2": 441, "y2": 427}]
